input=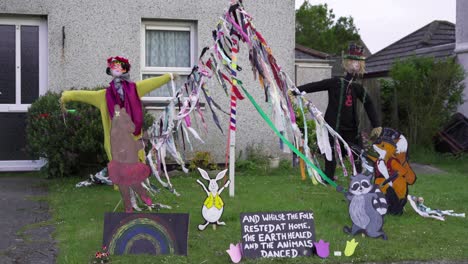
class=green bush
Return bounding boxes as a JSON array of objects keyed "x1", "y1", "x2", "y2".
[
  {"x1": 26, "y1": 89, "x2": 155, "y2": 178},
  {"x1": 383, "y1": 57, "x2": 465, "y2": 146},
  {"x1": 188, "y1": 151, "x2": 218, "y2": 171}
]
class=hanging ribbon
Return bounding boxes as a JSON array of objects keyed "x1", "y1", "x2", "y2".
[{"x1": 238, "y1": 81, "x2": 337, "y2": 188}]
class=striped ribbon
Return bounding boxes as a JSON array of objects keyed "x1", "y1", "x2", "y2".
[{"x1": 230, "y1": 95, "x2": 237, "y2": 131}]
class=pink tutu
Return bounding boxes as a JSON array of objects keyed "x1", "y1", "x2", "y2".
[{"x1": 107, "y1": 160, "x2": 150, "y2": 186}]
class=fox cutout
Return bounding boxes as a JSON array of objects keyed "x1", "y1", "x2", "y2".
[{"x1": 367, "y1": 128, "x2": 416, "y2": 215}]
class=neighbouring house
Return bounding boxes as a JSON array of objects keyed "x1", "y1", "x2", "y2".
[
  {"x1": 294, "y1": 44, "x2": 333, "y2": 113},
  {"x1": 362, "y1": 20, "x2": 456, "y2": 129},
  {"x1": 455, "y1": 0, "x2": 468, "y2": 117},
  {"x1": 0, "y1": 0, "x2": 295, "y2": 171}
]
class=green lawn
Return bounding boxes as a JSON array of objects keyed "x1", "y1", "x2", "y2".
[{"x1": 47, "y1": 153, "x2": 468, "y2": 264}]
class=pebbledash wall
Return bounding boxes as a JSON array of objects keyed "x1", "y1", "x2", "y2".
[{"x1": 0, "y1": 0, "x2": 295, "y2": 163}]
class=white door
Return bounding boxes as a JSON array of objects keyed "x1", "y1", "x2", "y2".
[{"x1": 0, "y1": 17, "x2": 48, "y2": 171}]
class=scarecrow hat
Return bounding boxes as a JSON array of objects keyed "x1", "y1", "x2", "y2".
[
  {"x1": 343, "y1": 43, "x2": 365, "y2": 61},
  {"x1": 106, "y1": 56, "x2": 131, "y2": 75}
]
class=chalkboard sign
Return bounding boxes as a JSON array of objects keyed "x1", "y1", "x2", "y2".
[{"x1": 240, "y1": 211, "x2": 315, "y2": 259}]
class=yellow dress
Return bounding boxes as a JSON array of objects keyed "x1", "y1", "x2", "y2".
[{"x1": 61, "y1": 74, "x2": 171, "y2": 162}]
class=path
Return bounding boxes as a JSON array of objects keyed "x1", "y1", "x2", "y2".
[{"x1": 0, "y1": 175, "x2": 56, "y2": 264}]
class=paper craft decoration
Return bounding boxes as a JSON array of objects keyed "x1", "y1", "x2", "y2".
[
  {"x1": 108, "y1": 105, "x2": 153, "y2": 213},
  {"x1": 408, "y1": 195, "x2": 465, "y2": 221},
  {"x1": 342, "y1": 173, "x2": 388, "y2": 240},
  {"x1": 344, "y1": 239, "x2": 358, "y2": 256},
  {"x1": 241, "y1": 211, "x2": 315, "y2": 259},
  {"x1": 226, "y1": 243, "x2": 243, "y2": 263},
  {"x1": 314, "y1": 240, "x2": 329, "y2": 258},
  {"x1": 102, "y1": 212, "x2": 189, "y2": 256},
  {"x1": 196, "y1": 168, "x2": 230, "y2": 230},
  {"x1": 368, "y1": 128, "x2": 416, "y2": 215}
]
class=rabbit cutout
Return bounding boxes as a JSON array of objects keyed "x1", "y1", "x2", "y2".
[{"x1": 196, "y1": 168, "x2": 230, "y2": 231}]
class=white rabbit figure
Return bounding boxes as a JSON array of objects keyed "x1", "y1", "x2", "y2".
[{"x1": 196, "y1": 168, "x2": 230, "y2": 231}]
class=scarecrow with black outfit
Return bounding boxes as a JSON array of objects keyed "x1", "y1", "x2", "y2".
[{"x1": 295, "y1": 44, "x2": 382, "y2": 181}]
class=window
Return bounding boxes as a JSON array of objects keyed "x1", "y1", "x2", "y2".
[
  {"x1": 141, "y1": 20, "x2": 197, "y2": 102},
  {"x1": 0, "y1": 17, "x2": 47, "y2": 112}
]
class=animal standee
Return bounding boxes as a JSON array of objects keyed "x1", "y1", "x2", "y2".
[
  {"x1": 196, "y1": 168, "x2": 230, "y2": 231},
  {"x1": 368, "y1": 128, "x2": 416, "y2": 215},
  {"x1": 341, "y1": 173, "x2": 388, "y2": 240},
  {"x1": 108, "y1": 105, "x2": 153, "y2": 213}
]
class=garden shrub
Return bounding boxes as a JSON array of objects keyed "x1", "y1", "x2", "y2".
[
  {"x1": 189, "y1": 151, "x2": 218, "y2": 171},
  {"x1": 26, "y1": 88, "x2": 154, "y2": 178},
  {"x1": 382, "y1": 57, "x2": 465, "y2": 146}
]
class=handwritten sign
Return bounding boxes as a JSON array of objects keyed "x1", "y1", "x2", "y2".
[{"x1": 240, "y1": 211, "x2": 315, "y2": 259}]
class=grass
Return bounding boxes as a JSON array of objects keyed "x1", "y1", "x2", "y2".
[{"x1": 44, "y1": 151, "x2": 468, "y2": 264}]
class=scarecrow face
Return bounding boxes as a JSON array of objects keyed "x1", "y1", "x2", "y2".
[
  {"x1": 110, "y1": 62, "x2": 126, "y2": 77},
  {"x1": 344, "y1": 59, "x2": 363, "y2": 75}
]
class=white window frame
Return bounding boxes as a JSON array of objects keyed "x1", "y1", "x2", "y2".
[
  {"x1": 140, "y1": 20, "x2": 196, "y2": 103},
  {"x1": 0, "y1": 16, "x2": 48, "y2": 113}
]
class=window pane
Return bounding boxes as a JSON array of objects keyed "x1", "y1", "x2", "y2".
[
  {"x1": 21, "y1": 25, "x2": 39, "y2": 104},
  {"x1": 145, "y1": 30, "x2": 190, "y2": 68},
  {"x1": 143, "y1": 74, "x2": 188, "y2": 97},
  {"x1": 0, "y1": 25, "x2": 16, "y2": 104}
]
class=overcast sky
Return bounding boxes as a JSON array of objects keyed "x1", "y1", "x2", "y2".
[{"x1": 295, "y1": 0, "x2": 456, "y2": 54}]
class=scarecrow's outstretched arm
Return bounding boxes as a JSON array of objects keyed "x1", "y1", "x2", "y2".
[
  {"x1": 61, "y1": 89, "x2": 102, "y2": 108},
  {"x1": 137, "y1": 74, "x2": 172, "y2": 98}
]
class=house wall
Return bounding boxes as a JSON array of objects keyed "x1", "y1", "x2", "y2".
[
  {"x1": 295, "y1": 60, "x2": 332, "y2": 113},
  {"x1": 1, "y1": 0, "x2": 295, "y2": 162},
  {"x1": 456, "y1": 0, "x2": 468, "y2": 117}
]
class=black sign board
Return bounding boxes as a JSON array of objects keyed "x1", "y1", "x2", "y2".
[{"x1": 240, "y1": 211, "x2": 315, "y2": 258}]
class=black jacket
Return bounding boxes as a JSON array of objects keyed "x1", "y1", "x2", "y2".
[{"x1": 297, "y1": 76, "x2": 381, "y2": 132}]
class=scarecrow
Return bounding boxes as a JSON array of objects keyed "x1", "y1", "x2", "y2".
[
  {"x1": 61, "y1": 56, "x2": 174, "y2": 211},
  {"x1": 61, "y1": 56, "x2": 173, "y2": 161},
  {"x1": 294, "y1": 43, "x2": 382, "y2": 181}
]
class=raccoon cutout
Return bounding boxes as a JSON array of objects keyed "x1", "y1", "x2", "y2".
[{"x1": 343, "y1": 173, "x2": 388, "y2": 240}]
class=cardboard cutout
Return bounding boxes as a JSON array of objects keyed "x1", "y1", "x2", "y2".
[
  {"x1": 368, "y1": 128, "x2": 416, "y2": 215},
  {"x1": 226, "y1": 243, "x2": 242, "y2": 263},
  {"x1": 108, "y1": 105, "x2": 153, "y2": 212},
  {"x1": 342, "y1": 173, "x2": 388, "y2": 240},
  {"x1": 196, "y1": 168, "x2": 230, "y2": 231}
]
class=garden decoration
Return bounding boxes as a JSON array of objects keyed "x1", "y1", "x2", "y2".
[
  {"x1": 172, "y1": 0, "x2": 358, "y2": 194},
  {"x1": 293, "y1": 43, "x2": 382, "y2": 182},
  {"x1": 108, "y1": 105, "x2": 154, "y2": 213},
  {"x1": 338, "y1": 173, "x2": 388, "y2": 240},
  {"x1": 408, "y1": 195, "x2": 465, "y2": 221},
  {"x1": 102, "y1": 212, "x2": 189, "y2": 256},
  {"x1": 344, "y1": 238, "x2": 359, "y2": 257},
  {"x1": 60, "y1": 56, "x2": 180, "y2": 210},
  {"x1": 314, "y1": 240, "x2": 330, "y2": 258},
  {"x1": 226, "y1": 243, "x2": 243, "y2": 263},
  {"x1": 60, "y1": 56, "x2": 172, "y2": 162},
  {"x1": 367, "y1": 128, "x2": 416, "y2": 215},
  {"x1": 196, "y1": 168, "x2": 230, "y2": 231},
  {"x1": 145, "y1": 75, "x2": 193, "y2": 197}
]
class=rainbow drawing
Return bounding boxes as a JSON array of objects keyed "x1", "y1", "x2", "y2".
[{"x1": 103, "y1": 213, "x2": 189, "y2": 256}]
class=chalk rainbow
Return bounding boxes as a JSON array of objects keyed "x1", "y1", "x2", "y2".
[{"x1": 108, "y1": 217, "x2": 176, "y2": 255}]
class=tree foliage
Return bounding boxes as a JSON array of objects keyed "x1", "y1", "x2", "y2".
[
  {"x1": 381, "y1": 56, "x2": 465, "y2": 147},
  {"x1": 296, "y1": 1, "x2": 360, "y2": 55}
]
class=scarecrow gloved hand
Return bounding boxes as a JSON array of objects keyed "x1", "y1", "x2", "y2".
[
  {"x1": 371, "y1": 127, "x2": 382, "y2": 138},
  {"x1": 171, "y1": 73, "x2": 180, "y2": 81}
]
